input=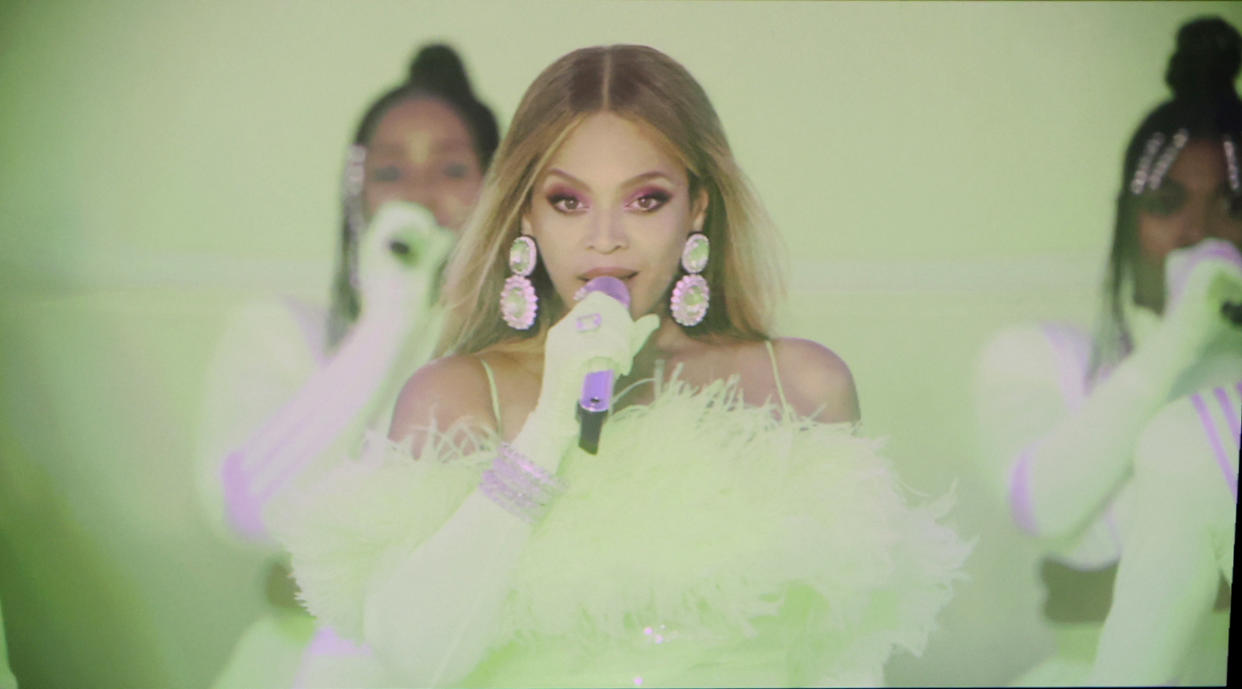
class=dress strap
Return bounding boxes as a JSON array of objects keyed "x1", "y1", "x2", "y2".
[
  {"x1": 478, "y1": 358, "x2": 503, "y2": 436},
  {"x1": 764, "y1": 340, "x2": 791, "y2": 411},
  {"x1": 653, "y1": 358, "x2": 665, "y2": 398}
]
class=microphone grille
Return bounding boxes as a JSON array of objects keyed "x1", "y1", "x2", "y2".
[{"x1": 579, "y1": 275, "x2": 631, "y2": 308}]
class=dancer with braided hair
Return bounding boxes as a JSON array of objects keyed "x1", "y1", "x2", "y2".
[
  {"x1": 975, "y1": 16, "x2": 1242, "y2": 686},
  {"x1": 197, "y1": 43, "x2": 499, "y2": 688}
]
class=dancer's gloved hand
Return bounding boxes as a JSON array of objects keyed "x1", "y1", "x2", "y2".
[
  {"x1": 357, "y1": 201, "x2": 455, "y2": 318},
  {"x1": 219, "y1": 202, "x2": 455, "y2": 543},
  {"x1": 995, "y1": 239, "x2": 1242, "y2": 540},
  {"x1": 1158, "y1": 238, "x2": 1242, "y2": 362},
  {"x1": 513, "y1": 291, "x2": 660, "y2": 469}
]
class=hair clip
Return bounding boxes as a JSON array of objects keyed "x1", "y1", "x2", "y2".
[
  {"x1": 1129, "y1": 132, "x2": 1166, "y2": 195},
  {"x1": 1224, "y1": 136, "x2": 1240, "y2": 194},
  {"x1": 1147, "y1": 128, "x2": 1189, "y2": 192}
]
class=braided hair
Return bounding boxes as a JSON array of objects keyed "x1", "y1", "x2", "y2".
[{"x1": 1090, "y1": 16, "x2": 1242, "y2": 381}]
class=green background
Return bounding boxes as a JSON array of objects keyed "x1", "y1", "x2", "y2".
[{"x1": 2, "y1": 1, "x2": 1239, "y2": 686}]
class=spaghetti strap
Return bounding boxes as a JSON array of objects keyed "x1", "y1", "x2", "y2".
[
  {"x1": 764, "y1": 340, "x2": 791, "y2": 411},
  {"x1": 479, "y1": 358, "x2": 503, "y2": 436}
]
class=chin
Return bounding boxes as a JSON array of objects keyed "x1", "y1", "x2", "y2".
[{"x1": 631, "y1": 295, "x2": 666, "y2": 319}]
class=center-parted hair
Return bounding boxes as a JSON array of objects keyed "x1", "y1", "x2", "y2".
[
  {"x1": 1091, "y1": 16, "x2": 1242, "y2": 379},
  {"x1": 436, "y1": 44, "x2": 786, "y2": 356}
]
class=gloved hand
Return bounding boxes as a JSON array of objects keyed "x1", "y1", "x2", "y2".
[
  {"x1": 512, "y1": 290, "x2": 660, "y2": 469},
  {"x1": 357, "y1": 201, "x2": 455, "y2": 317},
  {"x1": 355, "y1": 294, "x2": 657, "y2": 685},
  {"x1": 1159, "y1": 238, "x2": 1242, "y2": 362},
  {"x1": 995, "y1": 239, "x2": 1242, "y2": 541},
  {"x1": 219, "y1": 202, "x2": 456, "y2": 543}
]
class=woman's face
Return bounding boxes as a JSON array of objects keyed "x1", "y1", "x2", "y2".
[
  {"x1": 523, "y1": 112, "x2": 707, "y2": 319},
  {"x1": 363, "y1": 97, "x2": 484, "y2": 231},
  {"x1": 1133, "y1": 138, "x2": 1242, "y2": 311}
]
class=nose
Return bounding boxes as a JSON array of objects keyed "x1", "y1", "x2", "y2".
[
  {"x1": 1177, "y1": 199, "x2": 1210, "y2": 248},
  {"x1": 586, "y1": 209, "x2": 628, "y2": 253},
  {"x1": 399, "y1": 177, "x2": 449, "y2": 227}
]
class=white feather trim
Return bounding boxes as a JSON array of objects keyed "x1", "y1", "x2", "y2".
[
  {"x1": 491, "y1": 376, "x2": 971, "y2": 684},
  {"x1": 271, "y1": 376, "x2": 971, "y2": 685},
  {"x1": 267, "y1": 428, "x2": 491, "y2": 640}
]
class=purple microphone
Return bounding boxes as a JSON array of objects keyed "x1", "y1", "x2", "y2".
[{"x1": 576, "y1": 276, "x2": 630, "y2": 454}]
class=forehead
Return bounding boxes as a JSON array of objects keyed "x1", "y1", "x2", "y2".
[
  {"x1": 1165, "y1": 139, "x2": 1228, "y2": 190},
  {"x1": 370, "y1": 97, "x2": 473, "y2": 156},
  {"x1": 544, "y1": 112, "x2": 687, "y2": 187}
]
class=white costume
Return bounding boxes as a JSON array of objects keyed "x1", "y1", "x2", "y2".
[
  {"x1": 196, "y1": 203, "x2": 450, "y2": 688},
  {"x1": 974, "y1": 240, "x2": 1241, "y2": 685}
]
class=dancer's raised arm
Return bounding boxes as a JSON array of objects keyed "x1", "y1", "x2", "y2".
[
  {"x1": 220, "y1": 202, "x2": 451, "y2": 542},
  {"x1": 979, "y1": 241, "x2": 1242, "y2": 542}
]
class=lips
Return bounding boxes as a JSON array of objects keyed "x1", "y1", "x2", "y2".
[{"x1": 578, "y1": 267, "x2": 638, "y2": 282}]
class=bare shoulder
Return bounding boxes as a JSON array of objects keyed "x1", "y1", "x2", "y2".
[
  {"x1": 769, "y1": 337, "x2": 861, "y2": 423},
  {"x1": 388, "y1": 354, "x2": 496, "y2": 447}
]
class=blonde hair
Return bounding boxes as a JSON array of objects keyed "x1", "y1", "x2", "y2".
[{"x1": 436, "y1": 44, "x2": 785, "y2": 356}]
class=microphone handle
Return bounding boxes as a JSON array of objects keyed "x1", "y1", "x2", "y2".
[
  {"x1": 1223, "y1": 300, "x2": 1242, "y2": 326},
  {"x1": 571, "y1": 276, "x2": 631, "y2": 455},
  {"x1": 577, "y1": 369, "x2": 613, "y2": 455}
]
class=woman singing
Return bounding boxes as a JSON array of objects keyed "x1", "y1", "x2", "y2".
[{"x1": 274, "y1": 44, "x2": 969, "y2": 687}]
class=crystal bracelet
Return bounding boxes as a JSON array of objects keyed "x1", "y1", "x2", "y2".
[{"x1": 479, "y1": 442, "x2": 565, "y2": 523}]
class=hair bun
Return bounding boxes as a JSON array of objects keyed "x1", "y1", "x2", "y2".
[
  {"x1": 1165, "y1": 16, "x2": 1241, "y2": 102},
  {"x1": 407, "y1": 43, "x2": 474, "y2": 101}
]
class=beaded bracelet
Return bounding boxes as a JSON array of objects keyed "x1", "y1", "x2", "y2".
[{"x1": 478, "y1": 443, "x2": 565, "y2": 523}]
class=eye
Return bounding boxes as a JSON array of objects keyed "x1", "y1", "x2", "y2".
[
  {"x1": 628, "y1": 189, "x2": 672, "y2": 213},
  {"x1": 1138, "y1": 186, "x2": 1185, "y2": 217},
  {"x1": 442, "y1": 162, "x2": 471, "y2": 180},
  {"x1": 371, "y1": 166, "x2": 403, "y2": 183},
  {"x1": 547, "y1": 192, "x2": 586, "y2": 213}
]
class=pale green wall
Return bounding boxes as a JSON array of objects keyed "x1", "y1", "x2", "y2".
[{"x1": 2, "y1": 1, "x2": 1239, "y2": 687}]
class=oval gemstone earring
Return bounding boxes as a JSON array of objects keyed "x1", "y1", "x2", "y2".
[
  {"x1": 500, "y1": 235, "x2": 539, "y2": 330},
  {"x1": 670, "y1": 233, "x2": 709, "y2": 327}
]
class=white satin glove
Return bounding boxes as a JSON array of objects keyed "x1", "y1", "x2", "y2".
[
  {"x1": 1087, "y1": 385, "x2": 1237, "y2": 686},
  {"x1": 220, "y1": 202, "x2": 454, "y2": 542},
  {"x1": 359, "y1": 297, "x2": 657, "y2": 686},
  {"x1": 1157, "y1": 238, "x2": 1242, "y2": 364},
  {"x1": 512, "y1": 291, "x2": 660, "y2": 469},
  {"x1": 997, "y1": 240, "x2": 1242, "y2": 541},
  {"x1": 357, "y1": 201, "x2": 455, "y2": 319}
]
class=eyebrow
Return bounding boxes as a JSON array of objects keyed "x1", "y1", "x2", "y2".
[
  {"x1": 368, "y1": 140, "x2": 475, "y2": 157},
  {"x1": 543, "y1": 168, "x2": 675, "y2": 192},
  {"x1": 1152, "y1": 179, "x2": 1237, "y2": 195}
]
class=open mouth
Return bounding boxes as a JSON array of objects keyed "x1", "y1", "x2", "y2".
[{"x1": 575, "y1": 269, "x2": 638, "y2": 301}]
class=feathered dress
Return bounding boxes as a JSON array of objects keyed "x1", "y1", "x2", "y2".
[{"x1": 272, "y1": 368, "x2": 971, "y2": 688}]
